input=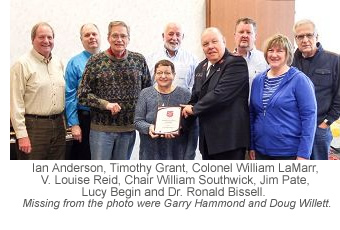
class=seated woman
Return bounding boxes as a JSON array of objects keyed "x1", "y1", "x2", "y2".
[
  {"x1": 249, "y1": 34, "x2": 317, "y2": 160},
  {"x1": 134, "y1": 59, "x2": 197, "y2": 160}
]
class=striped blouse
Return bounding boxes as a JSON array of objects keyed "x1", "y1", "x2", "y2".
[{"x1": 262, "y1": 74, "x2": 285, "y2": 109}]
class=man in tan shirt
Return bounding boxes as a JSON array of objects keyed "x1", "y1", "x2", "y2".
[{"x1": 10, "y1": 22, "x2": 66, "y2": 160}]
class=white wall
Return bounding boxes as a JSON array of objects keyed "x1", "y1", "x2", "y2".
[
  {"x1": 295, "y1": 0, "x2": 340, "y2": 53},
  {"x1": 10, "y1": 0, "x2": 206, "y2": 66},
  {"x1": 10, "y1": 0, "x2": 339, "y2": 67}
]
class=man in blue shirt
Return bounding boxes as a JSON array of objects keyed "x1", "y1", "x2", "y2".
[{"x1": 65, "y1": 23, "x2": 101, "y2": 160}]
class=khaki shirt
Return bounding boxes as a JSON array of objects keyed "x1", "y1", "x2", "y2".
[{"x1": 10, "y1": 49, "x2": 65, "y2": 138}]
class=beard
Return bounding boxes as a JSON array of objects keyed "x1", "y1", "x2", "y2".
[{"x1": 165, "y1": 42, "x2": 179, "y2": 52}]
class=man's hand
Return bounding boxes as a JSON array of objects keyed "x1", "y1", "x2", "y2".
[
  {"x1": 249, "y1": 150, "x2": 256, "y2": 160},
  {"x1": 106, "y1": 103, "x2": 121, "y2": 115},
  {"x1": 318, "y1": 121, "x2": 329, "y2": 129},
  {"x1": 180, "y1": 104, "x2": 194, "y2": 118},
  {"x1": 71, "y1": 125, "x2": 82, "y2": 142},
  {"x1": 18, "y1": 137, "x2": 32, "y2": 154},
  {"x1": 296, "y1": 156, "x2": 308, "y2": 160}
]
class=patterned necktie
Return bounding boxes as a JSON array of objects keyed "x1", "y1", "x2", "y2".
[{"x1": 206, "y1": 64, "x2": 214, "y2": 79}]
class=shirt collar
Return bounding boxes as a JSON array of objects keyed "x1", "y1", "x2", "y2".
[
  {"x1": 207, "y1": 61, "x2": 214, "y2": 70},
  {"x1": 83, "y1": 50, "x2": 93, "y2": 57},
  {"x1": 31, "y1": 48, "x2": 52, "y2": 64},
  {"x1": 164, "y1": 46, "x2": 179, "y2": 58},
  {"x1": 234, "y1": 47, "x2": 256, "y2": 60}
]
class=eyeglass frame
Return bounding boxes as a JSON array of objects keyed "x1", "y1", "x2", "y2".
[
  {"x1": 110, "y1": 33, "x2": 129, "y2": 40},
  {"x1": 155, "y1": 71, "x2": 173, "y2": 76},
  {"x1": 295, "y1": 33, "x2": 316, "y2": 41}
]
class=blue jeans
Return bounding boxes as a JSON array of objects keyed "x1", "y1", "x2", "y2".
[
  {"x1": 311, "y1": 127, "x2": 333, "y2": 160},
  {"x1": 90, "y1": 130, "x2": 136, "y2": 160}
]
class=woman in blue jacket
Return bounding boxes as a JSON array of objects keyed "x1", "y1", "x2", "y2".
[{"x1": 249, "y1": 34, "x2": 317, "y2": 160}]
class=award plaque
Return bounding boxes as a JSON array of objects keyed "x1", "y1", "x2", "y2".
[{"x1": 154, "y1": 106, "x2": 182, "y2": 135}]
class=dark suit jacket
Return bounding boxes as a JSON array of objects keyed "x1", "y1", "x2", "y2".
[{"x1": 189, "y1": 49, "x2": 250, "y2": 155}]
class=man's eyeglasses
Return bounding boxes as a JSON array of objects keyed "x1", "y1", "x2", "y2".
[
  {"x1": 156, "y1": 71, "x2": 172, "y2": 76},
  {"x1": 111, "y1": 33, "x2": 129, "y2": 40},
  {"x1": 295, "y1": 33, "x2": 315, "y2": 41}
]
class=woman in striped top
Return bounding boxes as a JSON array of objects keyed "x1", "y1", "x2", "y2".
[{"x1": 249, "y1": 34, "x2": 317, "y2": 160}]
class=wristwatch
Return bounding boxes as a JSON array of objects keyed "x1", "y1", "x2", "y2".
[{"x1": 323, "y1": 119, "x2": 332, "y2": 126}]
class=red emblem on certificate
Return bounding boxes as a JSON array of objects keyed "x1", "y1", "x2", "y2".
[{"x1": 166, "y1": 111, "x2": 174, "y2": 117}]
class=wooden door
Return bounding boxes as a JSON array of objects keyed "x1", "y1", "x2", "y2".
[{"x1": 206, "y1": 0, "x2": 295, "y2": 51}]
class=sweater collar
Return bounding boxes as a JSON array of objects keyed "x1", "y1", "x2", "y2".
[{"x1": 106, "y1": 47, "x2": 128, "y2": 60}]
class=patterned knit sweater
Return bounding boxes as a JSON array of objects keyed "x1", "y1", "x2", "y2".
[{"x1": 78, "y1": 49, "x2": 151, "y2": 132}]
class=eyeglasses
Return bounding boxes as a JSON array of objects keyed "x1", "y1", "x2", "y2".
[
  {"x1": 156, "y1": 71, "x2": 172, "y2": 76},
  {"x1": 295, "y1": 33, "x2": 315, "y2": 41},
  {"x1": 111, "y1": 33, "x2": 129, "y2": 40}
]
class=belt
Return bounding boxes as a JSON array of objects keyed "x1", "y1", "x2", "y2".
[
  {"x1": 25, "y1": 113, "x2": 62, "y2": 120},
  {"x1": 78, "y1": 110, "x2": 90, "y2": 116}
]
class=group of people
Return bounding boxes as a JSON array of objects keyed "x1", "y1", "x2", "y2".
[{"x1": 10, "y1": 18, "x2": 340, "y2": 161}]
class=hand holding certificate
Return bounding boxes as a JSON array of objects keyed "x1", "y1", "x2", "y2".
[{"x1": 154, "y1": 106, "x2": 182, "y2": 135}]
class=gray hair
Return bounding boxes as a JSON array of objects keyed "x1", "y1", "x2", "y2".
[
  {"x1": 293, "y1": 19, "x2": 318, "y2": 37},
  {"x1": 107, "y1": 21, "x2": 130, "y2": 38}
]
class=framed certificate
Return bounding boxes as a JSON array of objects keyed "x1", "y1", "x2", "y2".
[{"x1": 154, "y1": 106, "x2": 181, "y2": 135}]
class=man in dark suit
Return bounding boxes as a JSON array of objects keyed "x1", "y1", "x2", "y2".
[{"x1": 182, "y1": 27, "x2": 249, "y2": 160}]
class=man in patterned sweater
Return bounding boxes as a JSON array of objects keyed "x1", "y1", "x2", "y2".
[{"x1": 78, "y1": 21, "x2": 151, "y2": 160}]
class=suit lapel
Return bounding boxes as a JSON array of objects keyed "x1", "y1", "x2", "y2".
[
  {"x1": 197, "y1": 62, "x2": 208, "y2": 86},
  {"x1": 200, "y1": 50, "x2": 228, "y2": 88}
]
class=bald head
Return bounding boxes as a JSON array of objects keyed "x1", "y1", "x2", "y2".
[
  {"x1": 201, "y1": 27, "x2": 226, "y2": 64},
  {"x1": 201, "y1": 27, "x2": 225, "y2": 42},
  {"x1": 80, "y1": 23, "x2": 101, "y2": 54}
]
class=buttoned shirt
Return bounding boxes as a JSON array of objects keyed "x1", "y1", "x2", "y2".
[
  {"x1": 147, "y1": 47, "x2": 198, "y2": 91},
  {"x1": 234, "y1": 47, "x2": 268, "y2": 90},
  {"x1": 65, "y1": 50, "x2": 92, "y2": 127},
  {"x1": 10, "y1": 49, "x2": 65, "y2": 138},
  {"x1": 244, "y1": 48, "x2": 268, "y2": 90}
]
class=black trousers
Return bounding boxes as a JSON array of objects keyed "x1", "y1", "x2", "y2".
[
  {"x1": 70, "y1": 110, "x2": 91, "y2": 160},
  {"x1": 202, "y1": 138, "x2": 246, "y2": 160}
]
